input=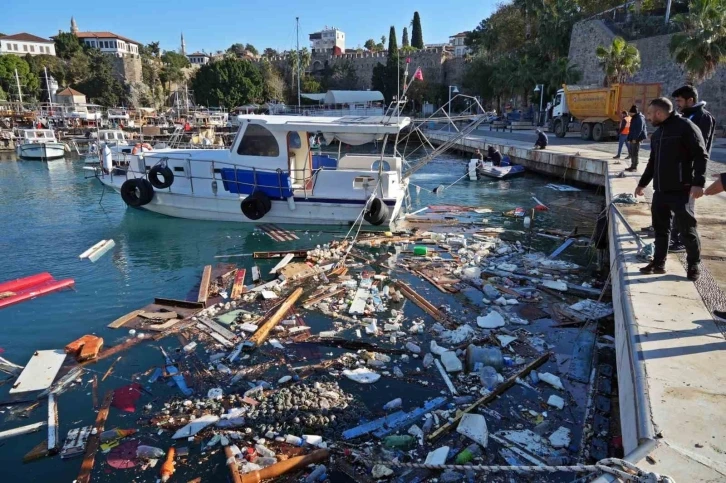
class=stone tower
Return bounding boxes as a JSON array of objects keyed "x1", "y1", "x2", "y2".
[
  {"x1": 180, "y1": 32, "x2": 186, "y2": 55},
  {"x1": 71, "y1": 17, "x2": 78, "y2": 34}
]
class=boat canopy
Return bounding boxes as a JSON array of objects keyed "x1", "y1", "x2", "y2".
[
  {"x1": 301, "y1": 93, "x2": 326, "y2": 102},
  {"x1": 324, "y1": 90, "x2": 384, "y2": 105}
]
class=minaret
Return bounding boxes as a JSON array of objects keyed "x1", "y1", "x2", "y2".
[
  {"x1": 180, "y1": 32, "x2": 186, "y2": 55},
  {"x1": 71, "y1": 17, "x2": 78, "y2": 34}
]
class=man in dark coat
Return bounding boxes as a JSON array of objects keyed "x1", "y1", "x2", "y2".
[
  {"x1": 534, "y1": 129, "x2": 548, "y2": 149},
  {"x1": 634, "y1": 97, "x2": 708, "y2": 281},
  {"x1": 625, "y1": 105, "x2": 647, "y2": 172},
  {"x1": 487, "y1": 145, "x2": 502, "y2": 166},
  {"x1": 669, "y1": 85, "x2": 716, "y2": 253}
]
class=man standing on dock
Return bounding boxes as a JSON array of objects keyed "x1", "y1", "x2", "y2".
[
  {"x1": 669, "y1": 85, "x2": 716, "y2": 254},
  {"x1": 625, "y1": 105, "x2": 647, "y2": 172},
  {"x1": 634, "y1": 97, "x2": 708, "y2": 281},
  {"x1": 613, "y1": 110, "x2": 631, "y2": 160}
]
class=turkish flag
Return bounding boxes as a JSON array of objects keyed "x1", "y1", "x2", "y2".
[{"x1": 413, "y1": 67, "x2": 423, "y2": 81}]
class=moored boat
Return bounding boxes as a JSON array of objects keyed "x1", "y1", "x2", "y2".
[{"x1": 15, "y1": 129, "x2": 66, "y2": 160}]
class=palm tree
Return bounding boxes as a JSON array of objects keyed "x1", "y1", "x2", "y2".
[
  {"x1": 595, "y1": 36, "x2": 641, "y2": 86},
  {"x1": 545, "y1": 58, "x2": 582, "y2": 95},
  {"x1": 669, "y1": 0, "x2": 726, "y2": 82}
]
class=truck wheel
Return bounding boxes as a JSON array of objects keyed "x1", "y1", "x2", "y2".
[
  {"x1": 592, "y1": 123, "x2": 605, "y2": 142},
  {"x1": 554, "y1": 120, "x2": 566, "y2": 138},
  {"x1": 580, "y1": 123, "x2": 593, "y2": 140}
]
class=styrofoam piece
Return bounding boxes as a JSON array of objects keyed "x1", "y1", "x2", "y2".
[
  {"x1": 9, "y1": 350, "x2": 66, "y2": 394},
  {"x1": 440, "y1": 351, "x2": 463, "y2": 373},
  {"x1": 456, "y1": 413, "x2": 488, "y2": 447},
  {"x1": 549, "y1": 426, "x2": 571, "y2": 448},
  {"x1": 172, "y1": 415, "x2": 219, "y2": 439},
  {"x1": 542, "y1": 280, "x2": 568, "y2": 291},
  {"x1": 270, "y1": 253, "x2": 295, "y2": 274},
  {"x1": 342, "y1": 368, "x2": 380, "y2": 384},
  {"x1": 496, "y1": 335, "x2": 517, "y2": 347},
  {"x1": 547, "y1": 395, "x2": 565, "y2": 410},
  {"x1": 87, "y1": 240, "x2": 115, "y2": 263},
  {"x1": 424, "y1": 446, "x2": 450, "y2": 465},
  {"x1": 539, "y1": 372, "x2": 564, "y2": 390},
  {"x1": 477, "y1": 311, "x2": 506, "y2": 329}
]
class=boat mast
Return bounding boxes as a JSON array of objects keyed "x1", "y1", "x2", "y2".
[
  {"x1": 296, "y1": 16, "x2": 301, "y2": 108},
  {"x1": 14, "y1": 69, "x2": 23, "y2": 104},
  {"x1": 44, "y1": 67, "x2": 53, "y2": 113}
]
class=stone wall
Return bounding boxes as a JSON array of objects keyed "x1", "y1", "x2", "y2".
[
  {"x1": 568, "y1": 19, "x2": 726, "y2": 125},
  {"x1": 111, "y1": 55, "x2": 142, "y2": 84}
]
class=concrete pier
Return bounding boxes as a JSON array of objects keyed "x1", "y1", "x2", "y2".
[{"x1": 423, "y1": 127, "x2": 726, "y2": 481}]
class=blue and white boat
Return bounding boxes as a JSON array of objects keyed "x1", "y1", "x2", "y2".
[
  {"x1": 468, "y1": 158, "x2": 525, "y2": 180},
  {"x1": 16, "y1": 129, "x2": 66, "y2": 160},
  {"x1": 89, "y1": 115, "x2": 410, "y2": 226}
]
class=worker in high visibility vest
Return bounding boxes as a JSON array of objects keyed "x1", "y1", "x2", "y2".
[{"x1": 613, "y1": 110, "x2": 631, "y2": 159}]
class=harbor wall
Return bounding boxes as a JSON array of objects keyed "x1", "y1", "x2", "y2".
[
  {"x1": 424, "y1": 131, "x2": 607, "y2": 186},
  {"x1": 111, "y1": 56, "x2": 142, "y2": 84},
  {"x1": 568, "y1": 19, "x2": 726, "y2": 124}
]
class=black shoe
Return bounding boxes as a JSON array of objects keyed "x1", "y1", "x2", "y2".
[
  {"x1": 687, "y1": 264, "x2": 701, "y2": 281},
  {"x1": 613, "y1": 155, "x2": 621, "y2": 159},
  {"x1": 625, "y1": 155, "x2": 631, "y2": 160},
  {"x1": 625, "y1": 167, "x2": 637, "y2": 172},
  {"x1": 640, "y1": 261, "x2": 666, "y2": 274},
  {"x1": 669, "y1": 241, "x2": 686, "y2": 253},
  {"x1": 714, "y1": 310, "x2": 726, "y2": 322}
]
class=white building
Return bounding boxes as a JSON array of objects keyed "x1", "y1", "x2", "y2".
[
  {"x1": 187, "y1": 52, "x2": 210, "y2": 66},
  {"x1": 0, "y1": 33, "x2": 56, "y2": 56},
  {"x1": 309, "y1": 27, "x2": 345, "y2": 55},
  {"x1": 449, "y1": 32, "x2": 471, "y2": 57},
  {"x1": 75, "y1": 31, "x2": 140, "y2": 57}
]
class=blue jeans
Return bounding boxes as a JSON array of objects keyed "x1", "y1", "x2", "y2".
[{"x1": 616, "y1": 134, "x2": 630, "y2": 157}]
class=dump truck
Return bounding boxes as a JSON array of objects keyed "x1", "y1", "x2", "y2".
[{"x1": 549, "y1": 83, "x2": 662, "y2": 141}]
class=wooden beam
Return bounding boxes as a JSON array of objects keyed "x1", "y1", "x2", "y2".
[
  {"x1": 230, "y1": 269, "x2": 246, "y2": 300},
  {"x1": 76, "y1": 391, "x2": 113, "y2": 483},
  {"x1": 395, "y1": 281, "x2": 445, "y2": 321},
  {"x1": 248, "y1": 288, "x2": 303, "y2": 348},
  {"x1": 91, "y1": 375, "x2": 98, "y2": 410},
  {"x1": 427, "y1": 352, "x2": 551, "y2": 442},
  {"x1": 153, "y1": 298, "x2": 206, "y2": 309},
  {"x1": 197, "y1": 265, "x2": 212, "y2": 304},
  {"x1": 302, "y1": 288, "x2": 346, "y2": 308},
  {"x1": 107, "y1": 309, "x2": 142, "y2": 329},
  {"x1": 224, "y1": 445, "x2": 243, "y2": 483}
]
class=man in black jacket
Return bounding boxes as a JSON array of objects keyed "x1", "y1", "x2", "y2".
[
  {"x1": 669, "y1": 85, "x2": 716, "y2": 253},
  {"x1": 634, "y1": 97, "x2": 708, "y2": 281},
  {"x1": 626, "y1": 105, "x2": 647, "y2": 171}
]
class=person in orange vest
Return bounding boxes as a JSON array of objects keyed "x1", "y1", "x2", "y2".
[{"x1": 613, "y1": 110, "x2": 631, "y2": 160}]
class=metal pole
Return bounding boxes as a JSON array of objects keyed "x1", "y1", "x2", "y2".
[
  {"x1": 448, "y1": 86, "x2": 451, "y2": 133},
  {"x1": 14, "y1": 69, "x2": 23, "y2": 104},
  {"x1": 538, "y1": 85, "x2": 544, "y2": 126},
  {"x1": 665, "y1": 0, "x2": 672, "y2": 24},
  {"x1": 296, "y1": 17, "x2": 301, "y2": 108}
]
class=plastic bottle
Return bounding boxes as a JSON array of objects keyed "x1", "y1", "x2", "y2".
[
  {"x1": 478, "y1": 366, "x2": 499, "y2": 390},
  {"x1": 466, "y1": 345, "x2": 504, "y2": 371},
  {"x1": 455, "y1": 443, "x2": 483, "y2": 464},
  {"x1": 413, "y1": 246, "x2": 428, "y2": 256},
  {"x1": 383, "y1": 435, "x2": 416, "y2": 449},
  {"x1": 255, "y1": 444, "x2": 276, "y2": 458},
  {"x1": 160, "y1": 447, "x2": 175, "y2": 482},
  {"x1": 136, "y1": 445, "x2": 165, "y2": 459},
  {"x1": 305, "y1": 464, "x2": 327, "y2": 483},
  {"x1": 284, "y1": 434, "x2": 304, "y2": 446}
]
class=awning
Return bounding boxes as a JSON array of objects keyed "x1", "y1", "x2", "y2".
[
  {"x1": 324, "y1": 90, "x2": 384, "y2": 105},
  {"x1": 301, "y1": 93, "x2": 326, "y2": 102}
]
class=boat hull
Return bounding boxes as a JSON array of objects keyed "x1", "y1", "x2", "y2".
[
  {"x1": 17, "y1": 143, "x2": 66, "y2": 160},
  {"x1": 103, "y1": 183, "x2": 406, "y2": 226},
  {"x1": 475, "y1": 164, "x2": 525, "y2": 180}
]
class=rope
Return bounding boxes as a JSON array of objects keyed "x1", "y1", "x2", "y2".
[{"x1": 375, "y1": 458, "x2": 675, "y2": 482}]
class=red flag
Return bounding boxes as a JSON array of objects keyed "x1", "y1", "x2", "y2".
[
  {"x1": 406, "y1": 57, "x2": 411, "y2": 64},
  {"x1": 413, "y1": 67, "x2": 423, "y2": 81}
]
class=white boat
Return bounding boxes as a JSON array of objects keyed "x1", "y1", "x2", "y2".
[
  {"x1": 107, "y1": 108, "x2": 130, "y2": 123},
  {"x1": 88, "y1": 115, "x2": 410, "y2": 226},
  {"x1": 85, "y1": 129, "x2": 135, "y2": 165},
  {"x1": 16, "y1": 129, "x2": 66, "y2": 160}
]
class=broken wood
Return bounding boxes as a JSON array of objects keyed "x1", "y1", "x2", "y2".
[
  {"x1": 230, "y1": 269, "x2": 247, "y2": 299},
  {"x1": 48, "y1": 393, "x2": 59, "y2": 454},
  {"x1": 23, "y1": 440, "x2": 49, "y2": 463},
  {"x1": 394, "y1": 281, "x2": 445, "y2": 321},
  {"x1": 91, "y1": 375, "x2": 98, "y2": 409},
  {"x1": 253, "y1": 250, "x2": 309, "y2": 259},
  {"x1": 198, "y1": 317, "x2": 237, "y2": 341},
  {"x1": 107, "y1": 310, "x2": 143, "y2": 329},
  {"x1": 428, "y1": 352, "x2": 551, "y2": 441},
  {"x1": 270, "y1": 253, "x2": 295, "y2": 274},
  {"x1": 138, "y1": 311, "x2": 178, "y2": 320},
  {"x1": 101, "y1": 356, "x2": 121, "y2": 382},
  {"x1": 248, "y1": 287, "x2": 303, "y2": 348},
  {"x1": 153, "y1": 298, "x2": 206, "y2": 309},
  {"x1": 146, "y1": 319, "x2": 181, "y2": 331},
  {"x1": 0, "y1": 421, "x2": 46, "y2": 441},
  {"x1": 414, "y1": 270, "x2": 456, "y2": 294},
  {"x1": 76, "y1": 391, "x2": 113, "y2": 483},
  {"x1": 197, "y1": 265, "x2": 212, "y2": 304},
  {"x1": 302, "y1": 288, "x2": 346, "y2": 308},
  {"x1": 224, "y1": 445, "x2": 243, "y2": 483},
  {"x1": 239, "y1": 449, "x2": 329, "y2": 483}
]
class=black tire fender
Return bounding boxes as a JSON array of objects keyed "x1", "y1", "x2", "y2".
[
  {"x1": 241, "y1": 191, "x2": 272, "y2": 220},
  {"x1": 364, "y1": 197, "x2": 389, "y2": 226},
  {"x1": 149, "y1": 165, "x2": 174, "y2": 189},
  {"x1": 121, "y1": 178, "x2": 154, "y2": 207}
]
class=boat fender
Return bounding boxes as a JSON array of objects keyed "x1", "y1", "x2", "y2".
[
  {"x1": 131, "y1": 143, "x2": 153, "y2": 155},
  {"x1": 120, "y1": 178, "x2": 155, "y2": 207},
  {"x1": 241, "y1": 191, "x2": 272, "y2": 220},
  {"x1": 287, "y1": 197, "x2": 296, "y2": 211},
  {"x1": 364, "y1": 197, "x2": 389, "y2": 226},
  {"x1": 149, "y1": 165, "x2": 174, "y2": 189}
]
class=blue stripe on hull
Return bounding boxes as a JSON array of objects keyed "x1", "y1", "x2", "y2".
[{"x1": 292, "y1": 197, "x2": 397, "y2": 207}]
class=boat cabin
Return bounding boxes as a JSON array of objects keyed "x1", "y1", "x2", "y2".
[
  {"x1": 97, "y1": 129, "x2": 129, "y2": 146},
  {"x1": 19, "y1": 129, "x2": 58, "y2": 144}
]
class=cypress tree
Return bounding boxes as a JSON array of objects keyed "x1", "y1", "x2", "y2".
[
  {"x1": 402, "y1": 27, "x2": 410, "y2": 47},
  {"x1": 387, "y1": 26, "x2": 398, "y2": 56},
  {"x1": 411, "y1": 12, "x2": 424, "y2": 49}
]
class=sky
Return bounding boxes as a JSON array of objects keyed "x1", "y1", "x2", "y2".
[{"x1": 2, "y1": 0, "x2": 495, "y2": 55}]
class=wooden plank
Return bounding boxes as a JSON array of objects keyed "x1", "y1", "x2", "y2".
[
  {"x1": 76, "y1": 391, "x2": 113, "y2": 483},
  {"x1": 101, "y1": 356, "x2": 121, "y2": 382},
  {"x1": 258, "y1": 224, "x2": 283, "y2": 242},
  {"x1": 197, "y1": 265, "x2": 212, "y2": 304},
  {"x1": 23, "y1": 440, "x2": 49, "y2": 463},
  {"x1": 198, "y1": 317, "x2": 237, "y2": 341},
  {"x1": 153, "y1": 298, "x2": 206, "y2": 309},
  {"x1": 146, "y1": 319, "x2": 181, "y2": 331},
  {"x1": 414, "y1": 270, "x2": 454, "y2": 294},
  {"x1": 248, "y1": 287, "x2": 304, "y2": 348},
  {"x1": 107, "y1": 309, "x2": 143, "y2": 329},
  {"x1": 270, "y1": 253, "x2": 295, "y2": 274},
  {"x1": 91, "y1": 375, "x2": 98, "y2": 409},
  {"x1": 428, "y1": 352, "x2": 551, "y2": 442},
  {"x1": 10, "y1": 350, "x2": 67, "y2": 394},
  {"x1": 230, "y1": 269, "x2": 246, "y2": 300},
  {"x1": 48, "y1": 393, "x2": 59, "y2": 453},
  {"x1": 395, "y1": 281, "x2": 445, "y2": 321},
  {"x1": 303, "y1": 288, "x2": 346, "y2": 308},
  {"x1": 253, "y1": 250, "x2": 308, "y2": 259}
]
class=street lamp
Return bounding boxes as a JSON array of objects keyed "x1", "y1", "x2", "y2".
[
  {"x1": 448, "y1": 85, "x2": 459, "y2": 132},
  {"x1": 534, "y1": 84, "x2": 544, "y2": 126}
]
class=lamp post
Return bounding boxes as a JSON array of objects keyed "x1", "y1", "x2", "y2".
[
  {"x1": 533, "y1": 84, "x2": 544, "y2": 126},
  {"x1": 448, "y1": 85, "x2": 459, "y2": 132}
]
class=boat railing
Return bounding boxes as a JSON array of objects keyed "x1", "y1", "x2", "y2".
[{"x1": 104, "y1": 153, "x2": 333, "y2": 200}]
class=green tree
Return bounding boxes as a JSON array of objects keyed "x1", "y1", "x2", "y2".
[
  {"x1": 669, "y1": 0, "x2": 726, "y2": 82},
  {"x1": 263, "y1": 47, "x2": 279, "y2": 58},
  {"x1": 301, "y1": 74, "x2": 321, "y2": 94},
  {"x1": 245, "y1": 43, "x2": 258, "y2": 56},
  {"x1": 258, "y1": 59, "x2": 285, "y2": 101},
  {"x1": 321, "y1": 61, "x2": 359, "y2": 90},
  {"x1": 388, "y1": 26, "x2": 398, "y2": 55},
  {"x1": 140, "y1": 41, "x2": 161, "y2": 58},
  {"x1": 375, "y1": 42, "x2": 385, "y2": 51},
  {"x1": 0, "y1": 55, "x2": 39, "y2": 101},
  {"x1": 67, "y1": 52, "x2": 90, "y2": 86},
  {"x1": 54, "y1": 32, "x2": 83, "y2": 60},
  {"x1": 25, "y1": 54, "x2": 67, "y2": 98},
  {"x1": 227, "y1": 43, "x2": 246, "y2": 56},
  {"x1": 161, "y1": 50, "x2": 190, "y2": 70},
  {"x1": 411, "y1": 11, "x2": 424, "y2": 49},
  {"x1": 402, "y1": 27, "x2": 410, "y2": 48},
  {"x1": 191, "y1": 57, "x2": 263, "y2": 107},
  {"x1": 364, "y1": 39, "x2": 377, "y2": 51},
  {"x1": 596, "y1": 36, "x2": 641, "y2": 86},
  {"x1": 74, "y1": 49, "x2": 128, "y2": 106},
  {"x1": 544, "y1": 58, "x2": 582, "y2": 96},
  {"x1": 381, "y1": 35, "x2": 387, "y2": 47}
]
